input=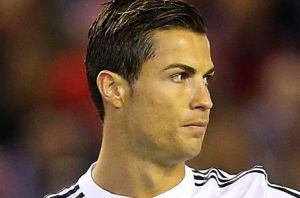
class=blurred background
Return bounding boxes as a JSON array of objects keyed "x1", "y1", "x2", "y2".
[{"x1": 0, "y1": 0, "x2": 299, "y2": 197}]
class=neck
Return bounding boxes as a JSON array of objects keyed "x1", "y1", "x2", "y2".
[{"x1": 92, "y1": 126, "x2": 185, "y2": 197}]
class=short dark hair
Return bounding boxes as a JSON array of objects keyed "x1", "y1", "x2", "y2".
[{"x1": 85, "y1": 0, "x2": 206, "y2": 121}]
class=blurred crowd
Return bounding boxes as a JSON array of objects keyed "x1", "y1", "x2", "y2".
[{"x1": 0, "y1": 0, "x2": 299, "y2": 197}]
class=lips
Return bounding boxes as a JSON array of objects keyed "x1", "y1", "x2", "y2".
[
  {"x1": 182, "y1": 121, "x2": 208, "y2": 137},
  {"x1": 183, "y1": 121, "x2": 208, "y2": 127}
]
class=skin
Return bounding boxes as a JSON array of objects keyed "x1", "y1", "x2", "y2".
[{"x1": 93, "y1": 29, "x2": 214, "y2": 197}]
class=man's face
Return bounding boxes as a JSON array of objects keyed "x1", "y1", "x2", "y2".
[{"x1": 122, "y1": 29, "x2": 214, "y2": 165}]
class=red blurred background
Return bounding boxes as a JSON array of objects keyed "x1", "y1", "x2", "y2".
[{"x1": 0, "y1": 0, "x2": 299, "y2": 197}]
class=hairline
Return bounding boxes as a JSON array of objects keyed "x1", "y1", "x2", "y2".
[{"x1": 121, "y1": 27, "x2": 207, "y2": 100}]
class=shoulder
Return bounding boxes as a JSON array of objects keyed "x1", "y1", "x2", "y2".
[
  {"x1": 189, "y1": 165, "x2": 300, "y2": 197},
  {"x1": 191, "y1": 165, "x2": 268, "y2": 186},
  {"x1": 44, "y1": 163, "x2": 96, "y2": 198},
  {"x1": 44, "y1": 183, "x2": 85, "y2": 198}
]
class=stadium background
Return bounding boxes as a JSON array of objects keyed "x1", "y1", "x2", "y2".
[{"x1": 0, "y1": 0, "x2": 299, "y2": 197}]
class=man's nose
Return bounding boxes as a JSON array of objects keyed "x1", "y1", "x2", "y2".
[{"x1": 189, "y1": 82, "x2": 213, "y2": 111}]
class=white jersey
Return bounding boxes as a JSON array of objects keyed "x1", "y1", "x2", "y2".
[{"x1": 44, "y1": 164, "x2": 300, "y2": 198}]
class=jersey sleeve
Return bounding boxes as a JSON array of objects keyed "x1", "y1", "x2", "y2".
[
  {"x1": 251, "y1": 166, "x2": 300, "y2": 198},
  {"x1": 191, "y1": 165, "x2": 300, "y2": 198},
  {"x1": 44, "y1": 184, "x2": 85, "y2": 198}
]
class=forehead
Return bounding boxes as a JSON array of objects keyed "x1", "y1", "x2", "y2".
[{"x1": 146, "y1": 29, "x2": 214, "y2": 72}]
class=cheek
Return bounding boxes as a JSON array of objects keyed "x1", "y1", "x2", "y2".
[
  {"x1": 140, "y1": 96, "x2": 173, "y2": 128},
  {"x1": 134, "y1": 87, "x2": 186, "y2": 133}
]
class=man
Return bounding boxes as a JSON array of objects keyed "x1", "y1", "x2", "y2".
[{"x1": 45, "y1": 0, "x2": 300, "y2": 197}]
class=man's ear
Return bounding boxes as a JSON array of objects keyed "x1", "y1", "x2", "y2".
[{"x1": 96, "y1": 70, "x2": 128, "y2": 109}]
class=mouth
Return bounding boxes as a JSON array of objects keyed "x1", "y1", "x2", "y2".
[
  {"x1": 183, "y1": 121, "x2": 208, "y2": 128},
  {"x1": 182, "y1": 121, "x2": 208, "y2": 137}
]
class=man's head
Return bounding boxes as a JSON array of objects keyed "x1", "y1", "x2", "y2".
[
  {"x1": 85, "y1": 0, "x2": 214, "y2": 164},
  {"x1": 86, "y1": 0, "x2": 207, "y2": 121}
]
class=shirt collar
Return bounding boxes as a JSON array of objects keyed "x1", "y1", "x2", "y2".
[{"x1": 78, "y1": 163, "x2": 194, "y2": 198}]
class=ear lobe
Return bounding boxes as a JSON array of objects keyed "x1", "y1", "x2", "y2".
[{"x1": 96, "y1": 71, "x2": 126, "y2": 109}]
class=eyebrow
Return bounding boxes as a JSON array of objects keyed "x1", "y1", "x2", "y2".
[
  {"x1": 204, "y1": 67, "x2": 215, "y2": 76},
  {"x1": 163, "y1": 63, "x2": 215, "y2": 76}
]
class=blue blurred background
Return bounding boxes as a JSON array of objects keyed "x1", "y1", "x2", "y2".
[{"x1": 0, "y1": 0, "x2": 299, "y2": 197}]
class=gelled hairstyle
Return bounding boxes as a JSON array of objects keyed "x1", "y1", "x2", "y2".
[{"x1": 85, "y1": 0, "x2": 206, "y2": 121}]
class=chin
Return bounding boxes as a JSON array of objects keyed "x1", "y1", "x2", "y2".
[
  {"x1": 166, "y1": 146, "x2": 202, "y2": 165},
  {"x1": 184, "y1": 142, "x2": 203, "y2": 160},
  {"x1": 173, "y1": 146, "x2": 202, "y2": 164},
  {"x1": 179, "y1": 129, "x2": 206, "y2": 158}
]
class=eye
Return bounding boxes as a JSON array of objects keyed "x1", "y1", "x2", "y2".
[
  {"x1": 171, "y1": 72, "x2": 190, "y2": 83},
  {"x1": 203, "y1": 74, "x2": 214, "y2": 86}
]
